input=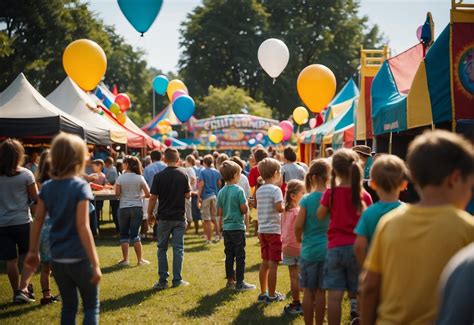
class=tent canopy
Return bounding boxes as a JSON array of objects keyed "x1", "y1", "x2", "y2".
[
  {"x1": 0, "y1": 73, "x2": 86, "y2": 139},
  {"x1": 47, "y1": 78, "x2": 127, "y2": 145},
  {"x1": 141, "y1": 104, "x2": 183, "y2": 135}
]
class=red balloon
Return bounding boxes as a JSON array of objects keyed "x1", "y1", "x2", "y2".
[
  {"x1": 316, "y1": 113, "x2": 324, "y2": 127},
  {"x1": 164, "y1": 138, "x2": 172, "y2": 147},
  {"x1": 115, "y1": 93, "x2": 131, "y2": 111}
]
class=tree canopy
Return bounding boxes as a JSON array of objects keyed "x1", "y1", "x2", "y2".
[{"x1": 179, "y1": 0, "x2": 384, "y2": 119}]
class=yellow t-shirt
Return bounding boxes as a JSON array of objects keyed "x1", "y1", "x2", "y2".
[{"x1": 364, "y1": 204, "x2": 474, "y2": 324}]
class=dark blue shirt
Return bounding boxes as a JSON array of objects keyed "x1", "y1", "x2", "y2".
[{"x1": 39, "y1": 177, "x2": 93, "y2": 260}]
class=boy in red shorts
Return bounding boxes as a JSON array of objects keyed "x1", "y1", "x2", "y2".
[{"x1": 256, "y1": 158, "x2": 285, "y2": 303}]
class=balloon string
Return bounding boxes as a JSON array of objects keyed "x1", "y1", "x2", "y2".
[
  {"x1": 140, "y1": 32, "x2": 144, "y2": 37},
  {"x1": 273, "y1": 78, "x2": 276, "y2": 85}
]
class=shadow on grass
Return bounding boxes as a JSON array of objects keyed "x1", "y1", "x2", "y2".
[
  {"x1": 245, "y1": 263, "x2": 261, "y2": 273},
  {"x1": 0, "y1": 303, "x2": 44, "y2": 320},
  {"x1": 183, "y1": 288, "x2": 238, "y2": 318},
  {"x1": 101, "y1": 288, "x2": 156, "y2": 312},
  {"x1": 101, "y1": 264, "x2": 125, "y2": 275},
  {"x1": 231, "y1": 303, "x2": 297, "y2": 324},
  {"x1": 184, "y1": 244, "x2": 210, "y2": 253}
]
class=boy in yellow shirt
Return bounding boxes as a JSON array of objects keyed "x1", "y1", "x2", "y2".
[{"x1": 360, "y1": 130, "x2": 474, "y2": 325}]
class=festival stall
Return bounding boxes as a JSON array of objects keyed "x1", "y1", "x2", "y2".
[
  {"x1": 0, "y1": 73, "x2": 88, "y2": 140},
  {"x1": 47, "y1": 77, "x2": 128, "y2": 145},
  {"x1": 190, "y1": 114, "x2": 279, "y2": 150}
]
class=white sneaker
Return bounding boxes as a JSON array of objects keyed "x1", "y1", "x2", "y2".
[
  {"x1": 117, "y1": 260, "x2": 129, "y2": 267},
  {"x1": 138, "y1": 259, "x2": 150, "y2": 266}
]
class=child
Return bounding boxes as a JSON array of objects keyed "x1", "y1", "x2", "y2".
[
  {"x1": 360, "y1": 130, "x2": 474, "y2": 324},
  {"x1": 198, "y1": 154, "x2": 222, "y2": 244},
  {"x1": 295, "y1": 159, "x2": 331, "y2": 325},
  {"x1": 217, "y1": 161, "x2": 256, "y2": 291},
  {"x1": 36, "y1": 150, "x2": 60, "y2": 305},
  {"x1": 281, "y1": 179, "x2": 305, "y2": 315},
  {"x1": 24, "y1": 133, "x2": 101, "y2": 324},
  {"x1": 317, "y1": 148, "x2": 372, "y2": 325},
  {"x1": 354, "y1": 154, "x2": 408, "y2": 266},
  {"x1": 89, "y1": 159, "x2": 106, "y2": 222},
  {"x1": 256, "y1": 158, "x2": 285, "y2": 303}
]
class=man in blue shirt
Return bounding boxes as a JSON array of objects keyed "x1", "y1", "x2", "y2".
[{"x1": 144, "y1": 150, "x2": 167, "y2": 239}]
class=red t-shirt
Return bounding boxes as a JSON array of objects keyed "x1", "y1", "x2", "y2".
[
  {"x1": 248, "y1": 166, "x2": 260, "y2": 188},
  {"x1": 321, "y1": 187, "x2": 373, "y2": 248}
]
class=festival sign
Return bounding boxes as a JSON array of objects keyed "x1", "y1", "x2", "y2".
[{"x1": 191, "y1": 114, "x2": 279, "y2": 150}]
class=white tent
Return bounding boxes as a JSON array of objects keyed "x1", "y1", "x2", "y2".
[
  {"x1": 47, "y1": 77, "x2": 127, "y2": 145},
  {"x1": 0, "y1": 73, "x2": 86, "y2": 139}
]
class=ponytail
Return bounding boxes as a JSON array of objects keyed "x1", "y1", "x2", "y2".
[
  {"x1": 350, "y1": 161, "x2": 363, "y2": 213},
  {"x1": 330, "y1": 168, "x2": 336, "y2": 210}
]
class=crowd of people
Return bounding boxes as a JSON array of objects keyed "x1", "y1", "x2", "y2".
[{"x1": 0, "y1": 129, "x2": 473, "y2": 325}]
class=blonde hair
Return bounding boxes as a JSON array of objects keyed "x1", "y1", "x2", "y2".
[
  {"x1": 258, "y1": 157, "x2": 281, "y2": 180},
  {"x1": 50, "y1": 133, "x2": 87, "y2": 178},
  {"x1": 285, "y1": 180, "x2": 305, "y2": 211},
  {"x1": 305, "y1": 159, "x2": 330, "y2": 192},
  {"x1": 370, "y1": 154, "x2": 408, "y2": 192}
]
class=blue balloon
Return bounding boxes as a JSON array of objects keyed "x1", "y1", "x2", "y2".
[
  {"x1": 172, "y1": 95, "x2": 195, "y2": 123},
  {"x1": 117, "y1": 0, "x2": 163, "y2": 36},
  {"x1": 248, "y1": 139, "x2": 257, "y2": 147},
  {"x1": 153, "y1": 75, "x2": 169, "y2": 95}
]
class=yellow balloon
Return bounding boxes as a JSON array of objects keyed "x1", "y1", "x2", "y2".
[
  {"x1": 63, "y1": 39, "x2": 107, "y2": 91},
  {"x1": 297, "y1": 64, "x2": 336, "y2": 113},
  {"x1": 268, "y1": 125, "x2": 284, "y2": 144},
  {"x1": 208, "y1": 134, "x2": 217, "y2": 142},
  {"x1": 117, "y1": 112, "x2": 127, "y2": 124},
  {"x1": 293, "y1": 106, "x2": 309, "y2": 125},
  {"x1": 167, "y1": 79, "x2": 188, "y2": 101}
]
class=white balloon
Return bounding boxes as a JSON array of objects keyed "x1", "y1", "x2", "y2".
[{"x1": 258, "y1": 38, "x2": 290, "y2": 80}]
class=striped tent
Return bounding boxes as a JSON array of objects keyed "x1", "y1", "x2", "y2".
[{"x1": 141, "y1": 104, "x2": 183, "y2": 136}]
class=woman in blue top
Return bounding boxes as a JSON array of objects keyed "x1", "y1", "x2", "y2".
[
  {"x1": 25, "y1": 133, "x2": 101, "y2": 325},
  {"x1": 295, "y1": 159, "x2": 331, "y2": 325}
]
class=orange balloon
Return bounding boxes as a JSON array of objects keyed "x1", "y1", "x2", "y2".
[
  {"x1": 297, "y1": 64, "x2": 336, "y2": 113},
  {"x1": 117, "y1": 112, "x2": 127, "y2": 124}
]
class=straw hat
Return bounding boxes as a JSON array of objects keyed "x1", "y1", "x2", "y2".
[{"x1": 352, "y1": 145, "x2": 372, "y2": 157}]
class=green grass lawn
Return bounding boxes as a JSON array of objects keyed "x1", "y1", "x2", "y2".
[{"x1": 0, "y1": 210, "x2": 351, "y2": 324}]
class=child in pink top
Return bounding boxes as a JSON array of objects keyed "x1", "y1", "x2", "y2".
[
  {"x1": 281, "y1": 180, "x2": 305, "y2": 315},
  {"x1": 317, "y1": 149, "x2": 372, "y2": 325}
]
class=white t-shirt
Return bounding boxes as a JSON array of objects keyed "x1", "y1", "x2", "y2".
[
  {"x1": 186, "y1": 167, "x2": 197, "y2": 191},
  {"x1": 256, "y1": 184, "x2": 283, "y2": 234},
  {"x1": 238, "y1": 174, "x2": 251, "y2": 199},
  {"x1": 116, "y1": 172, "x2": 149, "y2": 209},
  {"x1": 0, "y1": 168, "x2": 35, "y2": 227}
]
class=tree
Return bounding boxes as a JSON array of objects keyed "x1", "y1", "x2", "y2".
[
  {"x1": 199, "y1": 86, "x2": 272, "y2": 119},
  {"x1": 179, "y1": 0, "x2": 384, "y2": 118},
  {"x1": 179, "y1": 0, "x2": 268, "y2": 98}
]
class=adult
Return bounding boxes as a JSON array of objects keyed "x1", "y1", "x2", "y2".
[
  {"x1": 115, "y1": 156, "x2": 150, "y2": 266},
  {"x1": 438, "y1": 243, "x2": 474, "y2": 325},
  {"x1": 148, "y1": 148, "x2": 191, "y2": 289},
  {"x1": 25, "y1": 151, "x2": 39, "y2": 174},
  {"x1": 282, "y1": 147, "x2": 305, "y2": 183},
  {"x1": 0, "y1": 139, "x2": 38, "y2": 303},
  {"x1": 104, "y1": 157, "x2": 120, "y2": 233},
  {"x1": 352, "y1": 145, "x2": 373, "y2": 180},
  {"x1": 144, "y1": 150, "x2": 167, "y2": 239},
  {"x1": 186, "y1": 155, "x2": 201, "y2": 234},
  {"x1": 184, "y1": 156, "x2": 197, "y2": 228}
]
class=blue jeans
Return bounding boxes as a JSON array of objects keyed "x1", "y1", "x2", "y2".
[
  {"x1": 156, "y1": 220, "x2": 186, "y2": 285},
  {"x1": 51, "y1": 260, "x2": 99, "y2": 325},
  {"x1": 119, "y1": 207, "x2": 143, "y2": 244}
]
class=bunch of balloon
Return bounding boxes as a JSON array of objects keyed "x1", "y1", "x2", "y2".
[
  {"x1": 258, "y1": 38, "x2": 289, "y2": 84},
  {"x1": 297, "y1": 64, "x2": 336, "y2": 113},
  {"x1": 169, "y1": 80, "x2": 195, "y2": 123},
  {"x1": 63, "y1": 39, "x2": 107, "y2": 91},
  {"x1": 109, "y1": 93, "x2": 131, "y2": 124}
]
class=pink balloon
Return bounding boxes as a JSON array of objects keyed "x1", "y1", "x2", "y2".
[
  {"x1": 172, "y1": 90, "x2": 187, "y2": 102},
  {"x1": 416, "y1": 25, "x2": 423, "y2": 42},
  {"x1": 309, "y1": 118, "x2": 317, "y2": 129},
  {"x1": 279, "y1": 120, "x2": 293, "y2": 141},
  {"x1": 256, "y1": 133, "x2": 263, "y2": 141}
]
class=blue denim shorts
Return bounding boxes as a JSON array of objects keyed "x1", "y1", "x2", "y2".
[
  {"x1": 299, "y1": 258, "x2": 325, "y2": 290},
  {"x1": 282, "y1": 255, "x2": 300, "y2": 266},
  {"x1": 322, "y1": 245, "x2": 360, "y2": 293},
  {"x1": 119, "y1": 207, "x2": 143, "y2": 244}
]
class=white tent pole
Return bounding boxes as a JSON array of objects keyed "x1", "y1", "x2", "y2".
[
  {"x1": 152, "y1": 90, "x2": 155, "y2": 117},
  {"x1": 389, "y1": 132, "x2": 393, "y2": 154}
]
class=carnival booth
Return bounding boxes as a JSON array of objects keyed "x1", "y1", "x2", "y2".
[
  {"x1": 190, "y1": 114, "x2": 279, "y2": 151},
  {"x1": 0, "y1": 73, "x2": 89, "y2": 140}
]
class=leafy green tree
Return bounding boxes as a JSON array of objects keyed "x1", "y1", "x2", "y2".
[
  {"x1": 179, "y1": 0, "x2": 269, "y2": 98},
  {"x1": 199, "y1": 86, "x2": 272, "y2": 119}
]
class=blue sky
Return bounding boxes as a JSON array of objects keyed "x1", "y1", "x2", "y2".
[{"x1": 88, "y1": 0, "x2": 450, "y2": 73}]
